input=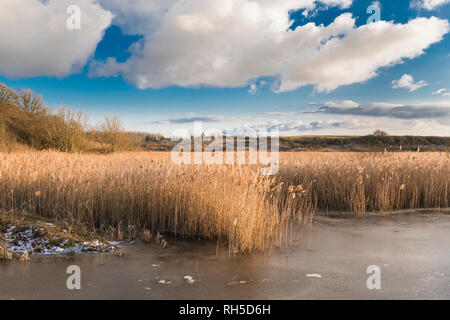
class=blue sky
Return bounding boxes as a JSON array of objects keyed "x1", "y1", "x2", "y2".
[{"x1": 0, "y1": 0, "x2": 449, "y2": 136}]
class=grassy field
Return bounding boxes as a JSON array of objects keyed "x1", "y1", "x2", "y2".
[{"x1": 0, "y1": 151, "x2": 449, "y2": 253}]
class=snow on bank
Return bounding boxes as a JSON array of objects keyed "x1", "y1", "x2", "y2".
[{"x1": 2, "y1": 225, "x2": 119, "y2": 255}]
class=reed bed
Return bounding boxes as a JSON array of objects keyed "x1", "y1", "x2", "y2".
[
  {"x1": 0, "y1": 235, "x2": 10, "y2": 260},
  {"x1": 278, "y1": 152, "x2": 450, "y2": 213},
  {"x1": 0, "y1": 151, "x2": 448, "y2": 252},
  {"x1": 0, "y1": 152, "x2": 314, "y2": 253}
]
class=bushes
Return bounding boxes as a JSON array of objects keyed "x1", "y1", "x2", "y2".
[
  {"x1": 89, "y1": 116, "x2": 143, "y2": 153},
  {"x1": 46, "y1": 107, "x2": 89, "y2": 153},
  {"x1": 373, "y1": 129, "x2": 389, "y2": 136},
  {"x1": 0, "y1": 119, "x2": 28, "y2": 152},
  {"x1": 0, "y1": 102, "x2": 89, "y2": 152},
  {"x1": 0, "y1": 82, "x2": 143, "y2": 154}
]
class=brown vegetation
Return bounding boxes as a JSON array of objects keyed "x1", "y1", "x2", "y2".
[
  {"x1": 0, "y1": 151, "x2": 448, "y2": 252},
  {"x1": 279, "y1": 152, "x2": 450, "y2": 213},
  {"x1": 0, "y1": 83, "x2": 143, "y2": 154},
  {"x1": 0, "y1": 152, "x2": 314, "y2": 253}
]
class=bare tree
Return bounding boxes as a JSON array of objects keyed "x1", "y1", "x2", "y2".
[
  {"x1": 48, "y1": 107, "x2": 89, "y2": 152},
  {"x1": 100, "y1": 115, "x2": 124, "y2": 153},
  {"x1": 18, "y1": 89, "x2": 45, "y2": 113},
  {"x1": 373, "y1": 129, "x2": 388, "y2": 137},
  {"x1": 0, "y1": 83, "x2": 18, "y2": 106}
]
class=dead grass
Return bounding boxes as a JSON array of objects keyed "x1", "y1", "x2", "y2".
[
  {"x1": 0, "y1": 235, "x2": 11, "y2": 260},
  {"x1": 0, "y1": 151, "x2": 448, "y2": 253},
  {"x1": 0, "y1": 151, "x2": 314, "y2": 253},
  {"x1": 278, "y1": 152, "x2": 450, "y2": 213}
]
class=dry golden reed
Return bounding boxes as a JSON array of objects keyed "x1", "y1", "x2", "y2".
[
  {"x1": 0, "y1": 151, "x2": 313, "y2": 253},
  {"x1": 0, "y1": 234, "x2": 11, "y2": 260},
  {"x1": 278, "y1": 152, "x2": 450, "y2": 213},
  {"x1": 0, "y1": 151, "x2": 448, "y2": 252}
]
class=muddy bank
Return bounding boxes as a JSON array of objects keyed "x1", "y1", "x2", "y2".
[{"x1": 1, "y1": 212, "x2": 449, "y2": 300}]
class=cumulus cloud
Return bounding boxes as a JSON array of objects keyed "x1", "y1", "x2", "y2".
[
  {"x1": 411, "y1": 0, "x2": 450, "y2": 10},
  {"x1": 392, "y1": 74, "x2": 428, "y2": 92},
  {"x1": 89, "y1": 1, "x2": 449, "y2": 93},
  {"x1": 99, "y1": 0, "x2": 352, "y2": 35},
  {"x1": 278, "y1": 17, "x2": 448, "y2": 92},
  {"x1": 98, "y1": 0, "x2": 178, "y2": 35},
  {"x1": 0, "y1": 0, "x2": 112, "y2": 78},
  {"x1": 310, "y1": 100, "x2": 450, "y2": 119}
]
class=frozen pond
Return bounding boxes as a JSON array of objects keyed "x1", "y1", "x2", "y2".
[{"x1": 1, "y1": 211, "x2": 449, "y2": 300}]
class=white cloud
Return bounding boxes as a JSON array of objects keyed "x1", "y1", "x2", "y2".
[
  {"x1": 98, "y1": 0, "x2": 179, "y2": 35},
  {"x1": 281, "y1": 18, "x2": 448, "y2": 92},
  {"x1": 145, "y1": 99, "x2": 450, "y2": 136},
  {"x1": 99, "y1": 0, "x2": 352, "y2": 35},
  {"x1": 0, "y1": 0, "x2": 112, "y2": 78},
  {"x1": 209, "y1": 116, "x2": 450, "y2": 136},
  {"x1": 248, "y1": 83, "x2": 258, "y2": 95},
  {"x1": 392, "y1": 74, "x2": 428, "y2": 92},
  {"x1": 260, "y1": 119, "x2": 367, "y2": 132},
  {"x1": 433, "y1": 88, "x2": 450, "y2": 96},
  {"x1": 433, "y1": 88, "x2": 447, "y2": 94},
  {"x1": 229, "y1": 100, "x2": 450, "y2": 135},
  {"x1": 153, "y1": 114, "x2": 257, "y2": 124},
  {"x1": 225, "y1": 118, "x2": 401, "y2": 136},
  {"x1": 411, "y1": 0, "x2": 450, "y2": 10},
  {"x1": 263, "y1": 112, "x2": 296, "y2": 116},
  {"x1": 308, "y1": 100, "x2": 360, "y2": 108},
  {"x1": 309, "y1": 100, "x2": 450, "y2": 128},
  {"x1": 89, "y1": 1, "x2": 449, "y2": 93},
  {"x1": 154, "y1": 115, "x2": 223, "y2": 124}
]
